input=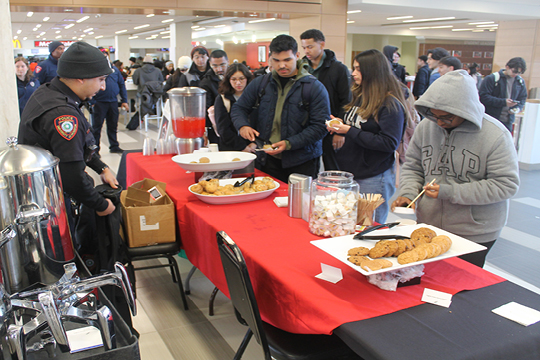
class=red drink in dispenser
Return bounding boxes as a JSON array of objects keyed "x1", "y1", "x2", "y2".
[
  {"x1": 172, "y1": 117, "x2": 206, "y2": 138},
  {"x1": 168, "y1": 87, "x2": 207, "y2": 154}
]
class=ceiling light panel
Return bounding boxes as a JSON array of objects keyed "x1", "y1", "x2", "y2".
[
  {"x1": 403, "y1": 17, "x2": 455, "y2": 23},
  {"x1": 387, "y1": 16, "x2": 413, "y2": 20}
]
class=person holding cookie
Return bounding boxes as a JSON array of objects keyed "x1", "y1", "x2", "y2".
[
  {"x1": 326, "y1": 49, "x2": 407, "y2": 223},
  {"x1": 391, "y1": 69, "x2": 519, "y2": 267}
]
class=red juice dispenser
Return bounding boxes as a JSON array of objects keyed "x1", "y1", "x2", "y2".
[{"x1": 168, "y1": 87, "x2": 206, "y2": 153}]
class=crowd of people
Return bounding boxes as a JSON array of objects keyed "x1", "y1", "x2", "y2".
[{"x1": 14, "y1": 32, "x2": 528, "y2": 268}]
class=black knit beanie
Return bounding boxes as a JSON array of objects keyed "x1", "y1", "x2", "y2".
[
  {"x1": 57, "y1": 41, "x2": 113, "y2": 79},
  {"x1": 48, "y1": 41, "x2": 63, "y2": 53}
]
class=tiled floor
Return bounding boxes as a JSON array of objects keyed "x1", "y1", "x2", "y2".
[{"x1": 94, "y1": 119, "x2": 540, "y2": 359}]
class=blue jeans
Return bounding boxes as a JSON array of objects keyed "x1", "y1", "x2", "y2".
[{"x1": 356, "y1": 166, "x2": 396, "y2": 224}]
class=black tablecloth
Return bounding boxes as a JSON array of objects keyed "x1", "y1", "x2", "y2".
[{"x1": 334, "y1": 281, "x2": 540, "y2": 360}]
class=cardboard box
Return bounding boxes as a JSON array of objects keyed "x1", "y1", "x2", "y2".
[
  {"x1": 125, "y1": 179, "x2": 168, "y2": 206},
  {"x1": 120, "y1": 179, "x2": 176, "y2": 248}
]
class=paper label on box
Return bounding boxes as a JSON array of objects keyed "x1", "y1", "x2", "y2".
[{"x1": 140, "y1": 215, "x2": 159, "y2": 231}]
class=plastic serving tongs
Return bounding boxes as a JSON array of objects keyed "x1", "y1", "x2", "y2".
[
  {"x1": 234, "y1": 174, "x2": 255, "y2": 188},
  {"x1": 353, "y1": 222, "x2": 409, "y2": 240}
]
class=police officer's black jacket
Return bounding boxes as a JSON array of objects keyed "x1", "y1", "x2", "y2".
[{"x1": 18, "y1": 77, "x2": 109, "y2": 212}]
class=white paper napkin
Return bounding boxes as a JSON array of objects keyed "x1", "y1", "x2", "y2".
[
  {"x1": 67, "y1": 326, "x2": 103, "y2": 353},
  {"x1": 273, "y1": 197, "x2": 288, "y2": 207},
  {"x1": 492, "y1": 302, "x2": 540, "y2": 326}
]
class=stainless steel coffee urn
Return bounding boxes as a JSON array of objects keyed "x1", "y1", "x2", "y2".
[{"x1": 0, "y1": 137, "x2": 75, "y2": 294}]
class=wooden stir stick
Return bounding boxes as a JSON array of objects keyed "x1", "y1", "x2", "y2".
[{"x1": 406, "y1": 179, "x2": 436, "y2": 208}]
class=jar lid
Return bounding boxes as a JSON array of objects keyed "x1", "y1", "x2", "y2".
[
  {"x1": 0, "y1": 137, "x2": 59, "y2": 176},
  {"x1": 167, "y1": 87, "x2": 207, "y2": 96}
]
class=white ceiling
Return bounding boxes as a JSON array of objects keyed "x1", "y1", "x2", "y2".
[{"x1": 9, "y1": 0, "x2": 540, "y2": 44}]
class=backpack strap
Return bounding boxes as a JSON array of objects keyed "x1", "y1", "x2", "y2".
[
  {"x1": 253, "y1": 73, "x2": 313, "y2": 113},
  {"x1": 221, "y1": 94, "x2": 231, "y2": 113},
  {"x1": 300, "y1": 80, "x2": 313, "y2": 112},
  {"x1": 253, "y1": 73, "x2": 272, "y2": 109},
  {"x1": 493, "y1": 71, "x2": 500, "y2": 86}
]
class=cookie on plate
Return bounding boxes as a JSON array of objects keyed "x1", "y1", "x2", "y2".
[{"x1": 347, "y1": 247, "x2": 370, "y2": 256}]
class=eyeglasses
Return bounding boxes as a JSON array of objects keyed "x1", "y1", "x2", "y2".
[
  {"x1": 426, "y1": 109, "x2": 455, "y2": 124},
  {"x1": 512, "y1": 68, "x2": 523, "y2": 75},
  {"x1": 210, "y1": 63, "x2": 227, "y2": 70},
  {"x1": 230, "y1": 77, "x2": 246, "y2": 83}
]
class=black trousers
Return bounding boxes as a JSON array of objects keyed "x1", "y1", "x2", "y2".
[
  {"x1": 259, "y1": 155, "x2": 320, "y2": 184},
  {"x1": 321, "y1": 133, "x2": 340, "y2": 170},
  {"x1": 92, "y1": 101, "x2": 120, "y2": 151},
  {"x1": 458, "y1": 239, "x2": 496, "y2": 268}
]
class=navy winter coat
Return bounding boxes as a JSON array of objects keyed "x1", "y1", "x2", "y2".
[
  {"x1": 479, "y1": 70, "x2": 527, "y2": 125},
  {"x1": 93, "y1": 66, "x2": 128, "y2": 103},
  {"x1": 231, "y1": 65, "x2": 330, "y2": 168},
  {"x1": 17, "y1": 77, "x2": 40, "y2": 116},
  {"x1": 34, "y1": 55, "x2": 58, "y2": 84}
]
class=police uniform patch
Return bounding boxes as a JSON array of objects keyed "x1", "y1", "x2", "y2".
[{"x1": 54, "y1": 115, "x2": 78, "y2": 140}]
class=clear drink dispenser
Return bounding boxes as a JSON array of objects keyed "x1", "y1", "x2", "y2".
[{"x1": 168, "y1": 87, "x2": 206, "y2": 151}]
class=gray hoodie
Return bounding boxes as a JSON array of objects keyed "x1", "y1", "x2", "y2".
[{"x1": 399, "y1": 70, "x2": 519, "y2": 243}]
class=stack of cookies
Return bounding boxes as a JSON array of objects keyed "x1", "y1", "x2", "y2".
[{"x1": 347, "y1": 227, "x2": 453, "y2": 271}]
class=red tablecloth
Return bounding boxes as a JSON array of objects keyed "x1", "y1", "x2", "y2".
[{"x1": 126, "y1": 153, "x2": 504, "y2": 335}]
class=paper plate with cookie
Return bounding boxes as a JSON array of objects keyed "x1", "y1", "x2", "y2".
[
  {"x1": 311, "y1": 224, "x2": 486, "y2": 275},
  {"x1": 172, "y1": 151, "x2": 256, "y2": 172},
  {"x1": 189, "y1": 176, "x2": 280, "y2": 205}
]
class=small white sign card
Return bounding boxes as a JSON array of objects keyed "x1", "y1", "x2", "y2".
[
  {"x1": 315, "y1": 263, "x2": 343, "y2": 284},
  {"x1": 421, "y1": 288, "x2": 453, "y2": 308}
]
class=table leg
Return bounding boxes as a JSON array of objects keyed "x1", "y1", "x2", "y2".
[{"x1": 184, "y1": 265, "x2": 197, "y2": 295}]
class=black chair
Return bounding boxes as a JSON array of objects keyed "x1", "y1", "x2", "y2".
[
  {"x1": 216, "y1": 231, "x2": 362, "y2": 360},
  {"x1": 126, "y1": 241, "x2": 189, "y2": 310}
]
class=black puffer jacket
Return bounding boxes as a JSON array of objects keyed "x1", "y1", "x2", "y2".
[
  {"x1": 383, "y1": 46, "x2": 406, "y2": 84},
  {"x1": 178, "y1": 62, "x2": 209, "y2": 88},
  {"x1": 304, "y1": 49, "x2": 351, "y2": 118}
]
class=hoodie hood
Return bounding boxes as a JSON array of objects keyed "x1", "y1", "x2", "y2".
[
  {"x1": 415, "y1": 69, "x2": 485, "y2": 130},
  {"x1": 296, "y1": 59, "x2": 312, "y2": 79},
  {"x1": 141, "y1": 63, "x2": 158, "y2": 73},
  {"x1": 383, "y1": 46, "x2": 398, "y2": 62}
]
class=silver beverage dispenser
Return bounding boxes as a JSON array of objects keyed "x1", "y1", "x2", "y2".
[{"x1": 0, "y1": 137, "x2": 75, "y2": 294}]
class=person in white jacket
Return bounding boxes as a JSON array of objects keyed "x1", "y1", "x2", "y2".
[{"x1": 391, "y1": 69, "x2": 519, "y2": 267}]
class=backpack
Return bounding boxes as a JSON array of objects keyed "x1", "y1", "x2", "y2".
[
  {"x1": 253, "y1": 72, "x2": 313, "y2": 113},
  {"x1": 207, "y1": 95, "x2": 230, "y2": 137},
  {"x1": 393, "y1": 93, "x2": 420, "y2": 165},
  {"x1": 126, "y1": 112, "x2": 140, "y2": 130}
]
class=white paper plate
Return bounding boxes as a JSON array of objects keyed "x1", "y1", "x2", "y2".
[
  {"x1": 189, "y1": 177, "x2": 280, "y2": 205},
  {"x1": 393, "y1": 207, "x2": 415, "y2": 215},
  {"x1": 172, "y1": 151, "x2": 256, "y2": 172},
  {"x1": 311, "y1": 224, "x2": 486, "y2": 275}
]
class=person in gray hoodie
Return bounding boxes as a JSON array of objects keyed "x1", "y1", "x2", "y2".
[{"x1": 391, "y1": 69, "x2": 519, "y2": 267}]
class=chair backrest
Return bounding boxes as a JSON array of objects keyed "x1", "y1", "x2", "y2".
[{"x1": 216, "y1": 231, "x2": 272, "y2": 360}]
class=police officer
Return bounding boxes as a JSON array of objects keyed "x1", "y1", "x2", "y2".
[
  {"x1": 19, "y1": 41, "x2": 118, "y2": 218},
  {"x1": 34, "y1": 40, "x2": 65, "y2": 84}
]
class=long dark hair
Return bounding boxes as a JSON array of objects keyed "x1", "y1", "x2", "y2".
[
  {"x1": 346, "y1": 49, "x2": 407, "y2": 122},
  {"x1": 218, "y1": 63, "x2": 253, "y2": 96},
  {"x1": 14, "y1": 57, "x2": 33, "y2": 82}
]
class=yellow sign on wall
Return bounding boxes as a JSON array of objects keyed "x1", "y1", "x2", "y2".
[{"x1": 12, "y1": 39, "x2": 21, "y2": 48}]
